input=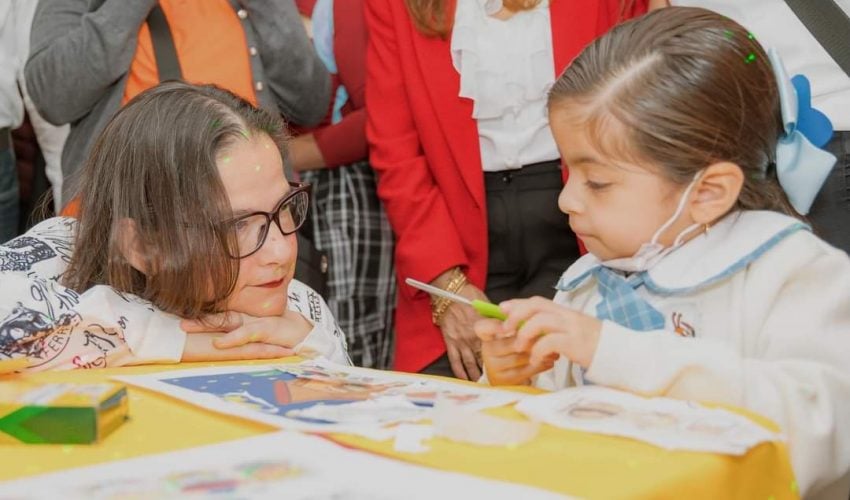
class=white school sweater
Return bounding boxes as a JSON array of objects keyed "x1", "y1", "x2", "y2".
[
  {"x1": 537, "y1": 211, "x2": 850, "y2": 499},
  {"x1": 0, "y1": 217, "x2": 351, "y2": 371}
]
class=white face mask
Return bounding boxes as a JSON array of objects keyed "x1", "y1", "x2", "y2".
[{"x1": 601, "y1": 172, "x2": 704, "y2": 273}]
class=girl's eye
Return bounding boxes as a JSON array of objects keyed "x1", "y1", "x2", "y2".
[{"x1": 585, "y1": 181, "x2": 612, "y2": 191}]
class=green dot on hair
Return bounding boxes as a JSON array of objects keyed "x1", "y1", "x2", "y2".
[{"x1": 745, "y1": 53, "x2": 757, "y2": 64}]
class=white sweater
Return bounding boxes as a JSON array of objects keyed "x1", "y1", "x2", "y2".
[
  {"x1": 536, "y1": 211, "x2": 850, "y2": 499},
  {"x1": 0, "y1": 217, "x2": 351, "y2": 371}
]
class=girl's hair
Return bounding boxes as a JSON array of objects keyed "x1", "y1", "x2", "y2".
[
  {"x1": 404, "y1": 0, "x2": 640, "y2": 38},
  {"x1": 62, "y1": 82, "x2": 289, "y2": 318},
  {"x1": 548, "y1": 7, "x2": 798, "y2": 217}
]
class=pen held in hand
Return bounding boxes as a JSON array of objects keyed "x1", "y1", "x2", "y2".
[{"x1": 404, "y1": 278, "x2": 508, "y2": 321}]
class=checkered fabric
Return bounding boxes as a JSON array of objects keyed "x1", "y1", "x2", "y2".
[
  {"x1": 301, "y1": 161, "x2": 396, "y2": 369},
  {"x1": 592, "y1": 267, "x2": 665, "y2": 332}
]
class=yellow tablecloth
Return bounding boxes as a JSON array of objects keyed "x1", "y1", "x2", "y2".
[{"x1": 0, "y1": 359, "x2": 798, "y2": 499}]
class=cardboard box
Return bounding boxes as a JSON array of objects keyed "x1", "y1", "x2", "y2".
[{"x1": 0, "y1": 382, "x2": 128, "y2": 444}]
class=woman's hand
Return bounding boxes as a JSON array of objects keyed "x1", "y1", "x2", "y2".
[
  {"x1": 503, "y1": 297, "x2": 603, "y2": 369},
  {"x1": 433, "y1": 280, "x2": 488, "y2": 381},
  {"x1": 179, "y1": 309, "x2": 313, "y2": 362},
  {"x1": 474, "y1": 318, "x2": 555, "y2": 386}
]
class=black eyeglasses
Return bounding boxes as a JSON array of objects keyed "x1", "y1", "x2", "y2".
[{"x1": 227, "y1": 182, "x2": 311, "y2": 259}]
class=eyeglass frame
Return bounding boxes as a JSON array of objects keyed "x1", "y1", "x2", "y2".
[{"x1": 226, "y1": 181, "x2": 311, "y2": 259}]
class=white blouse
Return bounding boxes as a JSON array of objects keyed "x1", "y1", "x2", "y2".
[
  {"x1": 451, "y1": 0, "x2": 561, "y2": 172},
  {"x1": 671, "y1": 0, "x2": 850, "y2": 131}
]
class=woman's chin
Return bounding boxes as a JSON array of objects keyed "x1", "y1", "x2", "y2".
[{"x1": 230, "y1": 291, "x2": 288, "y2": 317}]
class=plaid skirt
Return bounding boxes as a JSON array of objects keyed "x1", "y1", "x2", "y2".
[{"x1": 300, "y1": 162, "x2": 396, "y2": 369}]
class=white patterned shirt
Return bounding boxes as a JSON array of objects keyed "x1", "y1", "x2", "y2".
[{"x1": 0, "y1": 217, "x2": 351, "y2": 371}]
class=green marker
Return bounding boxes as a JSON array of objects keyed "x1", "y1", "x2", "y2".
[{"x1": 405, "y1": 278, "x2": 507, "y2": 321}]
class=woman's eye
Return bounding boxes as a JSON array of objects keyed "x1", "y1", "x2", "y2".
[{"x1": 585, "y1": 180, "x2": 612, "y2": 191}]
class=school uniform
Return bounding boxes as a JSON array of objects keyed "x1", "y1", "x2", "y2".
[
  {"x1": 532, "y1": 210, "x2": 850, "y2": 499},
  {"x1": 0, "y1": 217, "x2": 351, "y2": 371}
]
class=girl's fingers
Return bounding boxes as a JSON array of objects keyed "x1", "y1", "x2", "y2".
[
  {"x1": 513, "y1": 313, "x2": 561, "y2": 351},
  {"x1": 213, "y1": 324, "x2": 300, "y2": 349},
  {"x1": 528, "y1": 333, "x2": 572, "y2": 367},
  {"x1": 501, "y1": 296, "x2": 559, "y2": 331},
  {"x1": 486, "y1": 360, "x2": 552, "y2": 387},
  {"x1": 482, "y1": 336, "x2": 520, "y2": 357},
  {"x1": 483, "y1": 350, "x2": 531, "y2": 371},
  {"x1": 474, "y1": 318, "x2": 509, "y2": 342}
]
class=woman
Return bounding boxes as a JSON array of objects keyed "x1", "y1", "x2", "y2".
[
  {"x1": 365, "y1": 0, "x2": 647, "y2": 378},
  {"x1": 0, "y1": 82, "x2": 349, "y2": 371}
]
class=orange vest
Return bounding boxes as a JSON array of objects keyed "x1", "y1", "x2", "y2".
[{"x1": 63, "y1": 0, "x2": 257, "y2": 216}]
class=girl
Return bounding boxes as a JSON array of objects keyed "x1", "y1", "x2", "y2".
[
  {"x1": 366, "y1": 0, "x2": 647, "y2": 380},
  {"x1": 476, "y1": 8, "x2": 850, "y2": 498},
  {"x1": 0, "y1": 82, "x2": 350, "y2": 371}
]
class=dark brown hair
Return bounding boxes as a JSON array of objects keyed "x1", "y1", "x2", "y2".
[
  {"x1": 62, "y1": 82, "x2": 289, "y2": 318},
  {"x1": 548, "y1": 7, "x2": 798, "y2": 217}
]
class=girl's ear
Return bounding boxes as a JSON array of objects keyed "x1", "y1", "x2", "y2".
[
  {"x1": 116, "y1": 218, "x2": 148, "y2": 275},
  {"x1": 688, "y1": 162, "x2": 744, "y2": 225}
]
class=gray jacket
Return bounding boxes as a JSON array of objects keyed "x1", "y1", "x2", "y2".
[{"x1": 25, "y1": 0, "x2": 331, "y2": 203}]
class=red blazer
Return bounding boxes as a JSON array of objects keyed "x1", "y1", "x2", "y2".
[{"x1": 365, "y1": 0, "x2": 646, "y2": 372}]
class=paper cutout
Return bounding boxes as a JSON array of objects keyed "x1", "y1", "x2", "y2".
[
  {"x1": 114, "y1": 359, "x2": 521, "y2": 438},
  {"x1": 516, "y1": 386, "x2": 782, "y2": 455},
  {"x1": 0, "y1": 432, "x2": 569, "y2": 499}
]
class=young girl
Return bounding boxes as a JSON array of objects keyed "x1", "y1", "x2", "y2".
[
  {"x1": 475, "y1": 8, "x2": 850, "y2": 498},
  {"x1": 0, "y1": 82, "x2": 350, "y2": 371}
]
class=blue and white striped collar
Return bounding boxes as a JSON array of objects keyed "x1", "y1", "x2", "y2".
[{"x1": 555, "y1": 211, "x2": 809, "y2": 296}]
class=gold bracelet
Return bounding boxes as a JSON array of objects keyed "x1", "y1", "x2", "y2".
[{"x1": 431, "y1": 268, "x2": 467, "y2": 325}]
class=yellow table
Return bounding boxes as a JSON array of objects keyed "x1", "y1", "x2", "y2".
[{"x1": 0, "y1": 359, "x2": 798, "y2": 499}]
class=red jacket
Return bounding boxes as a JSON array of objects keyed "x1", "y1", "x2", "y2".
[{"x1": 365, "y1": 0, "x2": 647, "y2": 372}]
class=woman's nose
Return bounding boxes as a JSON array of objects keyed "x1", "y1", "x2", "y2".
[{"x1": 257, "y1": 222, "x2": 297, "y2": 266}]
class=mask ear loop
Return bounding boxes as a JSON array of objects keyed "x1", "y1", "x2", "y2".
[{"x1": 649, "y1": 171, "x2": 704, "y2": 246}]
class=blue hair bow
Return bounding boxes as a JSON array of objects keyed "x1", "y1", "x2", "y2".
[{"x1": 768, "y1": 48, "x2": 836, "y2": 215}]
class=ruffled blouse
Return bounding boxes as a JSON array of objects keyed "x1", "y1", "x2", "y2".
[{"x1": 450, "y1": 0, "x2": 560, "y2": 171}]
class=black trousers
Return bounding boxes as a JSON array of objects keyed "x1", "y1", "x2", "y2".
[
  {"x1": 810, "y1": 131, "x2": 850, "y2": 254},
  {"x1": 421, "y1": 160, "x2": 581, "y2": 377}
]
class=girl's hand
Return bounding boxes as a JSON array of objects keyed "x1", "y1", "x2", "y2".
[
  {"x1": 502, "y1": 297, "x2": 603, "y2": 369},
  {"x1": 474, "y1": 318, "x2": 556, "y2": 386},
  {"x1": 180, "y1": 309, "x2": 313, "y2": 361}
]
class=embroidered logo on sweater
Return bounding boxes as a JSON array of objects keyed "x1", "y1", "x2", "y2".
[{"x1": 671, "y1": 312, "x2": 696, "y2": 338}]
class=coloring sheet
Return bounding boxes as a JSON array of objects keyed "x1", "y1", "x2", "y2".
[
  {"x1": 516, "y1": 386, "x2": 782, "y2": 455},
  {"x1": 0, "y1": 431, "x2": 570, "y2": 499},
  {"x1": 114, "y1": 359, "x2": 520, "y2": 438}
]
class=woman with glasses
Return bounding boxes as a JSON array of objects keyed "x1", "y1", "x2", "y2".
[{"x1": 0, "y1": 82, "x2": 350, "y2": 371}]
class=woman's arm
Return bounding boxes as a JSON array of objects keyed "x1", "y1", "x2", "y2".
[
  {"x1": 0, "y1": 219, "x2": 185, "y2": 370},
  {"x1": 364, "y1": 0, "x2": 468, "y2": 285},
  {"x1": 300, "y1": 0, "x2": 369, "y2": 171},
  {"x1": 24, "y1": 0, "x2": 156, "y2": 126},
  {"x1": 245, "y1": 0, "x2": 331, "y2": 127}
]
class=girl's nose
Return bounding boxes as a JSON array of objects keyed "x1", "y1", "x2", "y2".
[{"x1": 558, "y1": 180, "x2": 584, "y2": 215}]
